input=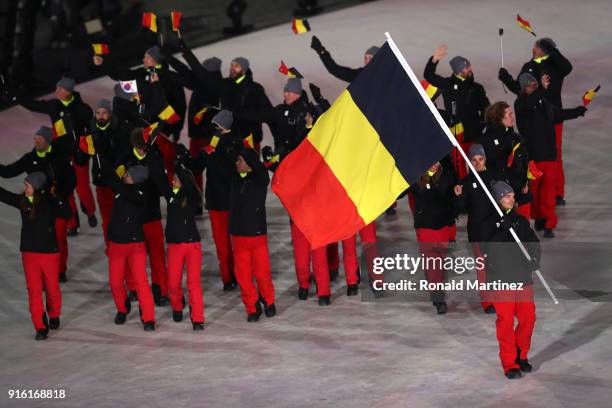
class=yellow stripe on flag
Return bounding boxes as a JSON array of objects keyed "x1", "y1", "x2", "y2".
[
  {"x1": 53, "y1": 119, "x2": 67, "y2": 138},
  {"x1": 307, "y1": 90, "x2": 409, "y2": 224}
]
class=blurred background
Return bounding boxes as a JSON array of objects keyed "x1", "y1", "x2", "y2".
[{"x1": 0, "y1": 0, "x2": 374, "y2": 106}]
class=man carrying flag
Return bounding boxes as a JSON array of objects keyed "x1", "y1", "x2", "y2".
[{"x1": 498, "y1": 37, "x2": 573, "y2": 205}]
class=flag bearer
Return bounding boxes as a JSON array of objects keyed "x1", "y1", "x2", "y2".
[{"x1": 480, "y1": 181, "x2": 540, "y2": 379}]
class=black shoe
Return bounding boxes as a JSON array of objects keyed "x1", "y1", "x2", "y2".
[
  {"x1": 67, "y1": 227, "x2": 79, "y2": 237},
  {"x1": 298, "y1": 287, "x2": 309, "y2": 300},
  {"x1": 385, "y1": 207, "x2": 397, "y2": 216},
  {"x1": 484, "y1": 305, "x2": 496, "y2": 314},
  {"x1": 347, "y1": 284, "x2": 359, "y2": 296},
  {"x1": 35, "y1": 329, "x2": 48, "y2": 340},
  {"x1": 59, "y1": 272, "x2": 67, "y2": 283},
  {"x1": 556, "y1": 196, "x2": 566, "y2": 206},
  {"x1": 49, "y1": 317, "x2": 60, "y2": 330},
  {"x1": 534, "y1": 219, "x2": 546, "y2": 231},
  {"x1": 114, "y1": 311, "x2": 127, "y2": 325},
  {"x1": 516, "y1": 348, "x2": 533, "y2": 372},
  {"x1": 173, "y1": 310, "x2": 183, "y2": 322},
  {"x1": 255, "y1": 300, "x2": 263, "y2": 317},
  {"x1": 192, "y1": 322, "x2": 205, "y2": 331},
  {"x1": 88, "y1": 214, "x2": 98, "y2": 227},
  {"x1": 543, "y1": 228, "x2": 555, "y2": 238},
  {"x1": 128, "y1": 290, "x2": 138, "y2": 302},
  {"x1": 152, "y1": 284, "x2": 162, "y2": 303},
  {"x1": 434, "y1": 302, "x2": 447, "y2": 315},
  {"x1": 223, "y1": 282, "x2": 237, "y2": 292},
  {"x1": 124, "y1": 298, "x2": 132, "y2": 315},
  {"x1": 264, "y1": 303, "x2": 276, "y2": 318},
  {"x1": 247, "y1": 313, "x2": 260, "y2": 322},
  {"x1": 505, "y1": 368, "x2": 522, "y2": 379},
  {"x1": 318, "y1": 295, "x2": 331, "y2": 306},
  {"x1": 143, "y1": 321, "x2": 155, "y2": 331},
  {"x1": 329, "y1": 269, "x2": 339, "y2": 282}
]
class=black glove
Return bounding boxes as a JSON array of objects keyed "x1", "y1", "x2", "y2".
[
  {"x1": 261, "y1": 145, "x2": 274, "y2": 162},
  {"x1": 310, "y1": 35, "x2": 326, "y2": 54},
  {"x1": 576, "y1": 106, "x2": 587, "y2": 117},
  {"x1": 498, "y1": 68, "x2": 512, "y2": 82},
  {"x1": 527, "y1": 257, "x2": 539, "y2": 272},
  {"x1": 309, "y1": 83, "x2": 322, "y2": 102}
]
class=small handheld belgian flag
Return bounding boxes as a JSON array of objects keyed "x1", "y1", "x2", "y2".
[
  {"x1": 158, "y1": 105, "x2": 181, "y2": 124},
  {"x1": 171, "y1": 11, "x2": 182, "y2": 32},
  {"x1": 582, "y1": 85, "x2": 600, "y2": 107},
  {"x1": 193, "y1": 107, "x2": 208, "y2": 125},
  {"x1": 278, "y1": 61, "x2": 304, "y2": 79},
  {"x1": 91, "y1": 43, "x2": 109, "y2": 55},
  {"x1": 79, "y1": 135, "x2": 95, "y2": 155},
  {"x1": 52, "y1": 119, "x2": 67, "y2": 139},
  {"x1": 516, "y1": 14, "x2": 536, "y2": 36},
  {"x1": 292, "y1": 18, "x2": 311, "y2": 34},
  {"x1": 142, "y1": 122, "x2": 159, "y2": 143},
  {"x1": 142, "y1": 12, "x2": 158, "y2": 33}
]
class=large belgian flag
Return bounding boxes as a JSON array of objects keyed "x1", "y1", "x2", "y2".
[{"x1": 272, "y1": 40, "x2": 454, "y2": 248}]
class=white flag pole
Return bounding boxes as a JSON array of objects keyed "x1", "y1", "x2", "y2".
[{"x1": 384, "y1": 32, "x2": 558, "y2": 304}]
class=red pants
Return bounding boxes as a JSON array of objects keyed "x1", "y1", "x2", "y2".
[
  {"x1": 326, "y1": 237, "x2": 359, "y2": 285},
  {"x1": 554, "y1": 123, "x2": 564, "y2": 198},
  {"x1": 108, "y1": 242, "x2": 155, "y2": 322},
  {"x1": 472, "y1": 243, "x2": 491, "y2": 311},
  {"x1": 21, "y1": 252, "x2": 61, "y2": 330},
  {"x1": 156, "y1": 136, "x2": 176, "y2": 182},
  {"x1": 492, "y1": 285, "x2": 536, "y2": 373},
  {"x1": 408, "y1": 192, "x2": 416, "y2": 214},
  {"x1": 143, "y1": 220, "x2": 168, "y2": 296},
  {"x1": 67, "y1": 193, "x2": 78, "y2": 230},
  {"x1": 96, "y1": 186, "x2": 114, "y2": 246},
  {"x1": 231, "y1": 235, "x2": 275, "y2": 314},
  {"x1": 360, "y1": 222, "x2": 380, "y2": 285},
  {"x1": 416, "y1": 227, "x2": 450, "y2": 302},
  {"x1": 290, "y1": 221, "x2": 330, "y2": 296},
  {"x1": 189, "y1": 138, "x2": 208, "y2": 191},
  {"x1": 54, "y1": 217, "x2": 68, "y2": 273},
  {"x1": 209, "y1": 210, "x2": 234, "y2": 284},
  {"x1": 74, "y1": 161, "x2": 96, "y2": 216},
  {"x1": 530, "y1": 161, "x2": 557, "y2": 229},
  {"x1": 167, "y1": 242, "x2": 205, "y2": 323},
  {"x1": 516, "y1": 203, "x2": 531, "y2": 220}
]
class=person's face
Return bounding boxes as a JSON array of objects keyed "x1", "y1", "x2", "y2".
[
  {"x1": 24, "y1": 181, "x2": 34, "y2": 197},
  {"x1": 229, "y1": 62, "x2": 243, "y2": 79},
  {"x1": 235, "y1": 155, "x2": 251, "y2": 173},
  {"x1": 524, "y1": 81, "x2": 538, "y2": 96},
  {"x1": 502, "y1": 107, "x2": 515, "y2": 128},
  {"x1": 500, "y1": 192, "x2": 515, "y2": 210},
  {"x1": 123, "y1": 173, "x2": 134, "y2": 184},
  {"x1": 143, "y1": 53, "x2": 156, "y2": 68},
  {"x1": 428, "y1": 162, "x2": 441, "y2": 174},
  {"x1": 95, "y1": 108, "x2": 111, "y2": 124},
  {"x1": 364, "y1": 53, "x2": 374, "y2": 66},
  {"x1": 470, "y1": 155, "x2": 486, "y2": 172},
  {"x1": 172, "y1": 174, "x2": 182, "y2": 189},
  {"x1": 459, "y1": 65, "x2": 473, "y2": 79},
  {"x1": 33, "y1": 135, "x2": 49, "y2": 152},
  {"x1": 532, "y1": 44, "x2": 545, "y2": 59},
  {"x1": 54, "y1": 86, "x2": 71, "y2": 101},
  {"x1": 283, "y1": 91, "x2": 300, "y2": 105}
]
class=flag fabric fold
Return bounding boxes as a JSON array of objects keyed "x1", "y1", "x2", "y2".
[
  {"x1": 158, "y1": 105, "x2": 181, "y2": 124},
  {"x1": 142, "y1": 12, "x2": 158, "y2": 33},
  {"x1": 272, "y1": 42, "x2": 453, "y2": 248}
]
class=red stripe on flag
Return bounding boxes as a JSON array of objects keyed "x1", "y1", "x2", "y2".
[{"x1": 272, "y1": 139, "x2": 365, "y2": 248}]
